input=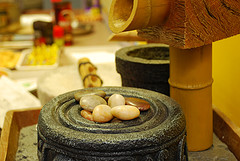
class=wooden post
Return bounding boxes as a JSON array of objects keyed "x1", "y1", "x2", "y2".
[
  {"x1": 108, "y1": 0, "x2": 240, "y2": 152},
  {"x1": 169, "y1": 44, "x2": 213, "y2": 151}
]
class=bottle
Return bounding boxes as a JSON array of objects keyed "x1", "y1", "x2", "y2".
[
  {"x1": 52, "y1": 1, "x2": 73, "y2": 46},
  {"x1": 51, "y1": 0, "x2": 62, "y2": 24},
  {"x1": 33, "y1": 21, "x2": 45, "y2": 46},
  {"x1": 84, "y1": 0, "x2": 101, "y2": 21},
  {"x1": 33, "y1": 21, "x2": 54, "y2": 46},
  {"x1": 53, "y1": 25, "x2": 64, "y2": 48},
  {"x1": 43, "y1": 22, "x2": 54, "y2": 45}
]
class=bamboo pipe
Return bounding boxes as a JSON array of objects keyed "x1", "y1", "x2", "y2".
[
  {"x1": 78, "y1": 58, "x2": 103, "y2": 88},
  {"x1": 169, "y1": 44, "x2": 213, "y2": 151},
  {"x1": 109, "y1": 0, "x2": 170, "y2": 33}
]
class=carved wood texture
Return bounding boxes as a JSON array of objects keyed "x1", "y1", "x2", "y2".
[{"x1": 138, "y1": 0, "x2": 240, "y2": 49}]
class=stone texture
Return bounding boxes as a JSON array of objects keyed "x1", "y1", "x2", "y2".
[
  {"x1": 37, "y1": 87, "x2": 187, "y2": 161},
  {"x1": 111, "y1": 105, "x2": 140, "y2": 120},
  {"x1": 115, "y1": 44, "x2": 170, "y2": 96},
  {"x1": 92, "y1": 105, "x2": 113, "y2": 123},
  {"x1": 80, "y1": 95, "x2": 107, "y2": 112},
  {"x1": 80, "y1": 110, "x2": 94, "y2": 121},
  {"x1": 125, "y1": 97, "x2": 151, "y2": 111},
  {"x1": 108, "y1": 93, "x2": 125, "y2": 108},
  {"x1": 15, "y1": 125, "x2": 38, "y2": 161},
  {"x1": 188, "y1": 134, "x2": 237, "y2": 161},
  {"x1": 16, "y1": 125, "x2": 238, "y2": 161},
  {"x1": 74, "y1": 89, "x2": 106, "y2": 101}
]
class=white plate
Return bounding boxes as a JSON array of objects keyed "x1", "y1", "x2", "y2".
[
  {"x1": 0, "y1": 67, "x2": 12, "y2": 77},
  {"x1": 16, "y1": 49, "x2": 59, "y2": 71}
]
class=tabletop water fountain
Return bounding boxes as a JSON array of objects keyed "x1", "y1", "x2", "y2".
[
  {"x1": 108, "y1": 0, "x2": 240, "y2": 152},
  {"x1": 37, "y1": 0, "x2": 240, "y2": 160},
  {"x1": 37, "y1": 87, "x2": 187, "y2": 160}
]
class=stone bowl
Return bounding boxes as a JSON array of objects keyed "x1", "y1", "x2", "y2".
[
  {"x1": 37, "y1": 87, "x2": 187, "y2": 161},
  {"x1": 116, "y1": 44, "x2": 170, "y2": 96}
]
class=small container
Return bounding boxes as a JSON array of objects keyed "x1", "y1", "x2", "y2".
[
  {"x1": 0, "y1": 10, "x2": 7, "y2": 28},
  {"x1": 43, "y1": 22, "x2": 54, "y2": 45},
  {"x1": 33, "y1": 21, "x2": 54, "y2": 46},
  {"x1": 115, "y1": 44, "x2": 170, "y2": 96},
  {"x1": 53, "y1": 25, "x2": 64, "y2": 48},
  {"x1": 33, "y1": 21, "x2": 45, "y2": 46},
  {"x1": 53, "y1": 1, "x2": 73, "y2": 46},
  {"x1": 52, "y1": 1, "x2": 71, "y2": 25}
]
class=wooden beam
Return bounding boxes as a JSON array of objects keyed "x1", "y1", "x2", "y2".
[{"x1": 138, "y1": 0, "x2": 240, "y2": 49}]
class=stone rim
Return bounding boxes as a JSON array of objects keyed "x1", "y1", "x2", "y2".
[
  {"x1": 116, "y1": 44, "x2": 170, "y2": 64},
  {"x1": 38, "y1": 86, "x2": 185, "y2": 152},
  {"x1": 115, "y1": 44, "x2": 170, "y2": 81}
]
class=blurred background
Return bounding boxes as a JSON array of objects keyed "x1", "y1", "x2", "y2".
[{"x1": 0, "y1": 1, "x2": 240, "y2": 160}]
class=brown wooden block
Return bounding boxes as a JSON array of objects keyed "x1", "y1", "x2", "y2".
[
  {"x1": 138, "y1": 0, "x2": 240, "y2": 49},
  {"x1": 0, "y1": 108, "x2": 41, "y2": 161}
]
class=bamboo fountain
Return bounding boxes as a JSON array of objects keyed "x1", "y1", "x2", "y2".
[{"x1": 108, "y1": 0, "x2": 240, "y2": 151}]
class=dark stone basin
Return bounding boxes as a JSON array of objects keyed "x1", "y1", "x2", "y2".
[
  {"x1": 116, "y1": 44, "x2": 170, "y2": 96},
  {"x1": 37, "y1": 87, "x2": 187, "y2": 161}
]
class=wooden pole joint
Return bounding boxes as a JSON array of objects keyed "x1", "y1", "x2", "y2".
[{"x1": 168, "y1": 79, "x2": 213, "y2": 90}]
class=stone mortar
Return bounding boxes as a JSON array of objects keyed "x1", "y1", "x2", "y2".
[
  {"x1": 37, "y1": 87, "x2": 187, "y2": 161},
  {"x1": 115, "y1": 44, "x2": 170, "y2": 96}
]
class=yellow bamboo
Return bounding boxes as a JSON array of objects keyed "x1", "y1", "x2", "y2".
[
  {"x1": 108, "y1": 30, "x2": 147, "y2": 42},
  {"x1": 108, "y1": 0, "x2": 214, "y2": 151},
  {"x1": 108, "y1": 0, "x2": 170, "y2": 33},
  {"x1": 78, "y1": 58, "x2": 102, "y2": 88},
  {"x1": 169, "y1": 44, "x2": 213, "y2": 151}
]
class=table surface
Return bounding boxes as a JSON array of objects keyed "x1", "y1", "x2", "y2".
[
  {"x1": 0, "y1": 18, "x2": 123, "y2": 129},
  {"x1": 0, "y1": 14, "x2": 238, "y2": 161}
]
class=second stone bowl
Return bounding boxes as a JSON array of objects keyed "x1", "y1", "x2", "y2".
[{"x1": 115, "y1": 44, "x2": 170, "y2": 96}]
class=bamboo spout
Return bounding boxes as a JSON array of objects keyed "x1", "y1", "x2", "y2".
[
  {"x1": 169, "y1": 44, "x2": 213, "y2": 151},
  {"x1": 109, "y1": 0, "x2": 170, "y2": 33}
]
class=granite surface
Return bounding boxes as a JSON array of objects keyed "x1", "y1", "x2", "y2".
[
  {"x1": 115, "y1": 44, "x2": 170, "y2": 96},
  {"x1": 188, "y1": 136, "x2": 237, "y2": 161},
  {"x1": 16, "y1": 125, "x2": 38, "y2": 161},
  {"x1": 15, "y1": 124, "x2": 237, "y2": 161},
  {"x1": 37, "y1": 87, "x2": 187, "y2": 161}
]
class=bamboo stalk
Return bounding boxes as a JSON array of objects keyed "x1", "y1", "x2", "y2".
[
  {"x1": 78, "y1": 58, "x2": 103, "y2": 88},
  {"x1": 169, "y1": 44, "x2": 213, "y2": 151}
]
